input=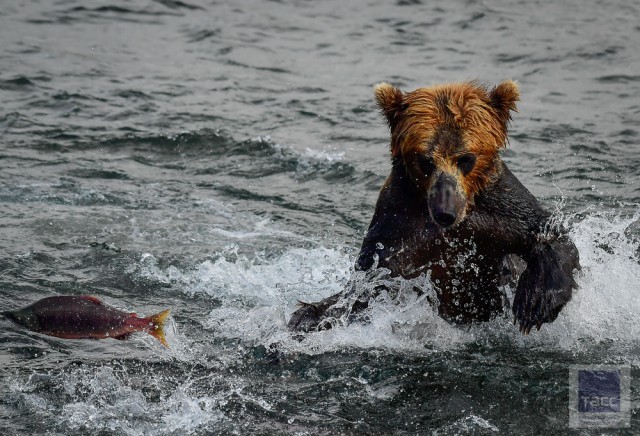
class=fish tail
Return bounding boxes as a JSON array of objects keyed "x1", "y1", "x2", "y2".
[{"x1": 147, "y1": 309, "x2": 171, "y2": 348}]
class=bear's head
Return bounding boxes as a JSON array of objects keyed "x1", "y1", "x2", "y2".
[{"x1": 374, "y1": 80, "x2": 519, "y2": 229}]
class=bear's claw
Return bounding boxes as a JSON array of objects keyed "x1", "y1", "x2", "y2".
[{"x1": 512, "y1": 237, "x2": 579, "y2": 334}]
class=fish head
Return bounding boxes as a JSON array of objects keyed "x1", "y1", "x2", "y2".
[{"x1": 2, "y1": 307, "x2": 40, "y2": 330}]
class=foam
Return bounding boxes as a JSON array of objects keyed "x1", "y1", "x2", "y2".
[
  {"x1": 7, "y1": 366, "x2": 224, "y2": 435},
  {"x1": 138, "y1": 247, "x2": 351, "y2": 307}
]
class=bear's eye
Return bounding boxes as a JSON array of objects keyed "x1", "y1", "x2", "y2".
[
  {"x1": 416, "y1": 154, "x2": 436, "y2": 175},
  {"x1": 457, "y1": 154, "x2": 476, "y2": 175}
]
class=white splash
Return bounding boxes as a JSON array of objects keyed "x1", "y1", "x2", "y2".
[
  {"x1": 136, "y1": 209, "x2": 640, "y2": 355},
  {"x1": 138, "y1": 247, "x2": 351, "y2": 307},
  {"x1": 529, "y1": 209, "x2": 640, "y2": 348},
  {"x1": 302, "y1": 147, "x2": 345, "y2": 162},
  {"x1": 6, "y1": 366, "x2": 225, "y2": 435}
]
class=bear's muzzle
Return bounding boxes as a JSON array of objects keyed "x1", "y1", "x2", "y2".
[{"x1": 428, "y1": 172, "x2": 465, "y2": 228}]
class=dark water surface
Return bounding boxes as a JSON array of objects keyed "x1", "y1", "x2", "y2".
[{"x1": 1, "y1": 0, "x2": 640, "y2": 434}]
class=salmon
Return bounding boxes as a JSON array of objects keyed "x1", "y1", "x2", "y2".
[{"x1": 2, "y1": 295, "x2": 171, "y2": 348}]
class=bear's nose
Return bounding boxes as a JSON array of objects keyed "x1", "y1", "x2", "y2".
[
  {"x1": 429, "y1": 173, "x2": 462, "y2": 228},
  {"x1": 433, "y1": 211, "x2": 456, "y2": 227}
]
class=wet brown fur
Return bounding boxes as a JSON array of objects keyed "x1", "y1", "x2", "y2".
[{"x1": 374, "y1": 81, "x2": 519, "y2": 199}]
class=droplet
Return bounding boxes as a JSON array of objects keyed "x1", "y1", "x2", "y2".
[{"x1": 376, "y1": 242, "x2": 384, "y2": 250}]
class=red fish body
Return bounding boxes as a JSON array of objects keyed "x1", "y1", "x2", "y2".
[{"x1": 2, "y1": 296, "x2": 170, "y2": 347}]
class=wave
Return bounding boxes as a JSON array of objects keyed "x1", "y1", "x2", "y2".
[{"x1": 97, "y1": 130, "x2": 368, "y2": 185}]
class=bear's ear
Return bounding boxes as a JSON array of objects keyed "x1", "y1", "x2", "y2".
[
  {"x1": 489, "y1": 80, "x2": 519, "y2": 127},
  {"x1": 374, "y1": 82, "x2": 406, "y2": 130}
]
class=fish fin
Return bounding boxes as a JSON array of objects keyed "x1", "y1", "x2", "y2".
[
  {"x1": 80, "y1": 296, "x2": 103, "y2": 305},
  {"x1": 113, "y1": 333, "x2": 132, "y2": 341},
  {"x1": 147, "y1": 309, "x2": 171, "y2": 348}
]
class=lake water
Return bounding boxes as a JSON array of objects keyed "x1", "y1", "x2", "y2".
[{"x1": 1, "y1": 0, "x2": 639, "y2": 434}]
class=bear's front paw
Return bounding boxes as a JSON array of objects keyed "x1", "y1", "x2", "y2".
[
  {"x1": 512, "y1": 285, "x2": 563, "y2": 334},
  {"x1": 512, "y1": 239, "x2": 578, "y2": 334},
  {"x1": 287, "y1": 302, "x2": 326, "y2": 332}
]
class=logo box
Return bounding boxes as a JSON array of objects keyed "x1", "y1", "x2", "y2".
[{"x1": 569, "y1": 365, "x2": 631, "y2": 428}]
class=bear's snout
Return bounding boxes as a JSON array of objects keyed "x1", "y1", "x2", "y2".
[{"x1": 428, "y1": 173, "x2": 465, "y2": 228}]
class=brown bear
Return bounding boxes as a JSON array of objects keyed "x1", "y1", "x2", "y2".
[{"x1": 288, "y1": 80, "x2": 580, "y2": 334}]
